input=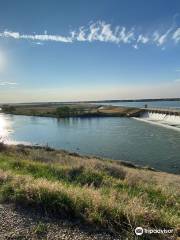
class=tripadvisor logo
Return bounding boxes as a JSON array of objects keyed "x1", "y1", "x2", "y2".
[
  {"x1": 135, "y1": 226, "x2": 174, "y2": 236},
  {"x1": 135, "y1": 227, "x2": 143, "y2": 236}
]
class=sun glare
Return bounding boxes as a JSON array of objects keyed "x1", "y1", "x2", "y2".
[
  {"x1": 0, "y1": 114, "x2": 8, "y2": 138},
  {"x1": 0, "y1": 51, "x2": 6, "y2": 72}
]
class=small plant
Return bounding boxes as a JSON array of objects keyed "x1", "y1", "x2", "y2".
[{"x1": 33, "y1": 221, "x2": 47, "y2": 235}]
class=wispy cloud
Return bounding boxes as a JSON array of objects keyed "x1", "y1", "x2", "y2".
[
  {"x1": 0, "y1": 81, "x2": 18, "y2": 86},
  {"x1": 1, "y1": 30, "x2": 72, "y2": 43},
  {"x1": 152, "y1": 27, "x2": 173, "y2": 46},
  {"x1": 174, "y1": 79, "x2": 180, "y2": 83},
  {"x1": 172, "y1": 28, "x2": 180, "y2": 43},
  {"x1": 32, "y1": 41, "x2": 44, "y2": 45},
  {"x1": 0, "y1": 21, "x2": 180, "y2": 49}
]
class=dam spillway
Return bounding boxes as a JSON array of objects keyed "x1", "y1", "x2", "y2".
[{"x1": 134, "y1": 108, "x2": 180, "y2": 130}]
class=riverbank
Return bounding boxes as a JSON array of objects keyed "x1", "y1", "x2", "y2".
[
  {"x1": 1, "y1": 103, "x2": 142, "y2": 117},
  {"x1": 0, "y1": 144, "x2": 179, "y2": 239}
]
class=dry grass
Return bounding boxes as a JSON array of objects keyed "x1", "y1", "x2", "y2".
[{"x1": 0, "y1": 144, "x2": 179, "y2": 239}]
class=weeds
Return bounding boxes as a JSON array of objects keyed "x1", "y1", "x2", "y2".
[
  {"x1": 33, "y1": 222, "x2": 47, "y2": 235},
  {"x1": 0, "y1": 145, "x2": 179, "y2": 239}
]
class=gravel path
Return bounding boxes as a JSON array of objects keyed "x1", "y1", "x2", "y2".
[{"x1": 0, "y1": 204, "x2": 122, "y2": 240}]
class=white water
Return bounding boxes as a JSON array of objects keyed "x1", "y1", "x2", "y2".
[{"x1": 137, "y1": 111, "x2": 180, "y2": 131}]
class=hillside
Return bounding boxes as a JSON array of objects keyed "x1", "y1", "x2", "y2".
[{"x1": 0, "y1": 144, "x2": 179, "y2": 239}]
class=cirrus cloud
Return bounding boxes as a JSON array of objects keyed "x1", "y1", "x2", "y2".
[{"x1": 0, "y1": 21, "x2": 180, "y2": 49}]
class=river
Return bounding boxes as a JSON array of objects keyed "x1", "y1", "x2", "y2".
[
  {"x1": 95, "y1": 100, "x2": 180, "y2": 109},
  {"x1": 0, "y1": 113, "x2": 179, "y2": 174}
]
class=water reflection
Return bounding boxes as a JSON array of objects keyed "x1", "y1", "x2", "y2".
[
  {"x1": 0, "y1": 113, "x2": 11, "y2": 140},
  {"x1": 56, "y1": 117, "x2": 73, "y2": 127},
  {"x1": 0, "y1": 113, "x2": 30, "y2": 145},
  {"x1": 56, "y1": 116, "x2": 99, "y2": 128}
]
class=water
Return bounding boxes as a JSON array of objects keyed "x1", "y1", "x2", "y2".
[
  {"x1": 96, "y1": 100, "x2": 180, "y2": 109},
  {"x1": 0, "y1": 113, "x2": 180, "y2": 174}
]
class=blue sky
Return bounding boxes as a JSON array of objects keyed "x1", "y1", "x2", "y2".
[{"x1": 0, "y1": 0, "x2": 180, "y2": 102}]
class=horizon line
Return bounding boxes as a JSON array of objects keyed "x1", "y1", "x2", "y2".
[{"x1": 0, "y1": 97, "x2": 180, "y2": 105}]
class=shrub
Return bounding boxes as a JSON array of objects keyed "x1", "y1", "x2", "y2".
[
  {"x1": 56, "y1": 106, "x2": 71, "y2": 117},
  {"x1": 56, "y1": 106, "x2": 83, "y2": 117},
  {"x1": 2, "y1": 105, "x2": 16, "y2": 113}
]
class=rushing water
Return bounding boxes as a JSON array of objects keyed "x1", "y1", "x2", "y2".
[
  {"x1": 96, "y1": 100, "x2": 180, "y2": 109},
  {"x1": 0, "y1": 113, "x2": 180, "y2": 174}
]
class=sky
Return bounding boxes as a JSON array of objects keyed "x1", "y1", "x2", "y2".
[{"x1": 0, "y1": 0, "x2": 180, "y2": 103}]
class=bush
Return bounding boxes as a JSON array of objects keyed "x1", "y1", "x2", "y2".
[
  {"x1": 56, "y1": 106, "x2": 71, "y2": 117},
  {"x1": 2, "y1": 105, "x2": 16, "y2": 113},
  {"x1": 56, "y1": 106, "x2": 82, "y2": 117}
]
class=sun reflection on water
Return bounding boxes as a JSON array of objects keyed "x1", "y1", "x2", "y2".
[
  {"x1": 0, "y1": 113, "x2": 30, "y2": 145},
  {"x1": 0, "y1": 113, "x2": 12, "y2": 142}
]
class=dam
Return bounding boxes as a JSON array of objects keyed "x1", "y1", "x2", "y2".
[{"x1": 135, "y1": 107, "x2": 180, "y2": 130}]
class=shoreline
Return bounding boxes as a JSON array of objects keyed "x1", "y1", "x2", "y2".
[
  {"x1": 14, "y1": 144, "x2": 159, "y2": 172},
  {"x1": 3, "y1": 142, "x2": 170, "y2": 174},
  {"x1": 2, "y1": 130, "x2": 180, "y2": 175}
]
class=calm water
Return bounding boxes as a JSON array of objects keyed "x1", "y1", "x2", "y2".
[
  {"x1": 96, "y1": 100, "x2": 180, "y2": 109},
  {"x1": 0, "y1": 113, "x2": 180, "y2": 174}
]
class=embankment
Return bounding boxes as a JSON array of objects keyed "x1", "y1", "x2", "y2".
[{"x1": 0, "y1": 144, "x2": 179, "y2": 239}]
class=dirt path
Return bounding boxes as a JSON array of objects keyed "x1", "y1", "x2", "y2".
[{"x1": 0, "y1": 204, "x2": 121, "y2": 240}]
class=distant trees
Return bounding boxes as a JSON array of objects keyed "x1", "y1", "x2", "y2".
[
  {"x1": 56, "y1": 106, "x2": 71, "y2": 117},
  {"x1": 2, "y1": 105, "x2": 16, "y2": 113},
  {"x1": 56, "y1": 106, "x2": 79, "y2": 117},
  {"x1": 56, "y1": 106, "x2": 84, "y2": 117}
]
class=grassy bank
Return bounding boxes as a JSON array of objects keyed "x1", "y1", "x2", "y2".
[
  {"x1": 0, "y1": 144, "x2": 179, "y2": 239},
  {"x1": 1, "y1": 103, "x2": 142, "y2": 118}
]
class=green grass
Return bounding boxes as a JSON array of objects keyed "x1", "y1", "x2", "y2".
[
  {"x1": 0, "y1": 145, "x2": 179, "y2": 239},
  {"x1": 33, "y1": 222, "x2": 47, "y2": 235},
  {"x1": 0, "y1": 155, "x2": 111, "y2": 187}
]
